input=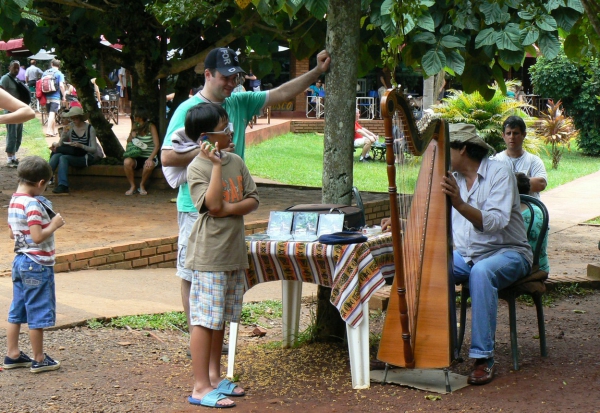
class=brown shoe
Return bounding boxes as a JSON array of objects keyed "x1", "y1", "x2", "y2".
[{"x1": 467, "y1": 358, "x2": 496, "y2": 385}]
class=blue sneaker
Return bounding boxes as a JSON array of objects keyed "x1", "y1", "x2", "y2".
[
  {"x1": 3, "y1": 351, "x2": 33, "y2": 369},
  {"x1": 30, "y1": 354, "x2": 61, "y2": 373}
]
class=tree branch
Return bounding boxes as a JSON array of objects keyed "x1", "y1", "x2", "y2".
[
  {"x1": 155, "y1": 12, "x2": 262, "y2": 79},
  {"x1": 581, "y1": 0, "x2": 600, "y2": 43},
  {"x1": 38, "y1": 0, "x2": 109, "y2": 12}
]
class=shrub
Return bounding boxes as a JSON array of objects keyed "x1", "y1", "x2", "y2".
[
  {"x1": 431, "y1": 84, "x2": 541, "y2": 154},
  {"x1": 529, "y1": 50, "x2": 600, "y2": 156},
  {"x1": 534, "y1": 100, "x2": 578, "y2": 169}
]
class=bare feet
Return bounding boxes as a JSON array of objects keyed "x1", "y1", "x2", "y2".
[
  {"x1": 137, "y1": 188, "x2": 148, "y2": 196},
  {"x1": 125, "y1": 188, "x2": 136, "y2": 196}
]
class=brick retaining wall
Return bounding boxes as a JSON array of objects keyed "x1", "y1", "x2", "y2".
[{"x1": 52, "y1": 198, "x2": 391, "y2": 273}]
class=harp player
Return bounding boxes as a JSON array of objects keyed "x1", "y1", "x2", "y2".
[{"x1": 440, "y1": 123, "x2": 532, "y2": 385}]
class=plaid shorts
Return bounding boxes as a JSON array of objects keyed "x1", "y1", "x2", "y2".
[{"x1": 190, "y1": 269, "x2": 245, "y2": 330}]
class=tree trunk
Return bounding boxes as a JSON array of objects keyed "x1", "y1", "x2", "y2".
[{"x1": 314, "y1": 0, "x2": 361, "y2": 343}]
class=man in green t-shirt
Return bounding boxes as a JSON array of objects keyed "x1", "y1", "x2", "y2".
[{"x1": 162, "y1": 47, "x2": 331, "y2": 330}]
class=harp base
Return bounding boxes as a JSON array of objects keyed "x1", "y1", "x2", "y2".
[{"x1": 370, "y1": 367, "x2": 469, "y2": 394}]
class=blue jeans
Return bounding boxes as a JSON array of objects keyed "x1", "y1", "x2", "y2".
[
  {"x1": 5, "y1": 121, "x2": 23, "y2": 154},
  {"x1": 49, "y1": 153, "x2": 93, "y2": 187},
  {"x1": 9, "y1": 254, "x2": 56, "y2": 329},
  {"x1": 453, "y1": 250, "x2": 531, "y2": 359}
]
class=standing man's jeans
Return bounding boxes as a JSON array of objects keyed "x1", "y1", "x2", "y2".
[
  {"x1": 453, "y1": 250, "x2": 531, "y2": 359},
  {"x1": 5, "y1": 109, "x2": 23, "y2": 155},
  {"x1": 49, "y1": 153, "x2": 91, "y2": 188}
]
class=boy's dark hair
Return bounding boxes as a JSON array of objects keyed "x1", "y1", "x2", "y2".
[
  {"x1": 502, "y1": 116, "x2": 526, "y2": 134},
  {"x1": 17, "y1": 156, "x2": 53, "y2": 184},
  {"x1": 185, "y1": 103, "x2": 228, "y2": 142},
  {"x1": 133, "y1": 108, "x2": 152, "y2": 136},
  {"x1": 515, "y1": 172, "x2": 530, "y2": 195},
  {"x1": 449, "y1": 141, "x2": 490, "y2": 161}
]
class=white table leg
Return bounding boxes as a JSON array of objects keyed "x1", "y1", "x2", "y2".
[
  {"x1": 226, "y1": 321, "x2": 239, "y2": 379},
  {"x1": 282, "y1": 280, "x2": 303, "y2": 348},
  {"x1": 346, "y1": 304, "x2": 371, "y2": 389}
]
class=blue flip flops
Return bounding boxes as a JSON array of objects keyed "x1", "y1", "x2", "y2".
[
  {"x1": 216, "y1": 379, "x2": 246, "y2": 397},
  {"x1": 188, "y1": 389, "x2": 235, "y2": 408}
]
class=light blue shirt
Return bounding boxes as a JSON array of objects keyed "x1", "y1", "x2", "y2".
[{"x1": 452, "y1": 158, "x2": 533, "y2": 266}]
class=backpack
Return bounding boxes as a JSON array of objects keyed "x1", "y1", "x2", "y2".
[{"x1": 41, "y1": 70, "x2": 59, "y2": 94}]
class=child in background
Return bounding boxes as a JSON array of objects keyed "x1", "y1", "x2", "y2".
[
  {"x1": 3, "y1": 156, "x2": 66, "y2": 373},
  {"x1": 123, "y1": 109, "x2": 160, "y2": 196},
  {"x1": 184, "y1": 103, "x2": 259, "y2": 408}
]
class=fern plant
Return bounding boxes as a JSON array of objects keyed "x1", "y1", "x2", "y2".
[
  {"x1": 431, "y1": 83, "x2": 541, "y2": 154},
  {"x1": 534, "y1": 99, "x2": 579, "y2": 169}
]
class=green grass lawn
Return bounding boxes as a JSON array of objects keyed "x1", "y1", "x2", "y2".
[
  {"x1": 245, "y1": 132, "x2": 600, "y2": 193},
  {"x1": 0, "y1": 117, "x2": 51, "y2": 161}
]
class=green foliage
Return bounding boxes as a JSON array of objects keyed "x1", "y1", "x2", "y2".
[
  {"x1": 383, "y1": 0, "x2": 584, "y2": 96},
  {"x1": 431, "y1": 84, "x2": 541, "y2": 153},
  {"x1": 108, "y1": 312, "x2": 188, "y2": 331},
  {"x1": 239, "y1": 300, "x2": 283, "y2": 326},
  {"x1": 86, "y1": 318, "x2": 104, "y2": 329},
  {"x1": 529, "y1": 49, "x2": 600, "y2": 156}
]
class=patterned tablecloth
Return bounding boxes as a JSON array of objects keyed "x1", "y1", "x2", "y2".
[{"x1": 245, "y1": 233, "x2": 395, "y2": 327}]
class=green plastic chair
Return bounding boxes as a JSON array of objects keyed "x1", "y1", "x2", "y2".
[{"x1": 456, "y1": 194, "x2": 550, "y2": 370}]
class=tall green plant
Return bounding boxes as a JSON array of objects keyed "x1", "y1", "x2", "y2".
[
  {"x1": 534, "y1": 100, "x2": 578, "y2": 169},
  {"x1": 431, "y1": 86, "x2": 540, "y2": 153}
]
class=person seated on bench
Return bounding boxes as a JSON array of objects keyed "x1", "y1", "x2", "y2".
[
  {"x1": 354, "y1": 108, "x2": 378, "y2": 162},
  {"x1": 123, "y1": 109, "x2": 160, "y2": 196},
  {"x1": 49, "y1": 106, "x2": 101, "y2": 194}
]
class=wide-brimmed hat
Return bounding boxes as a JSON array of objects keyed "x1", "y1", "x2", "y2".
[
  {"x1": 61, "y1": 106, "x2": 87, "y2": 118},
  {"x1": 204, "y1": 48, "x2": 245, "y2": 76},
  {"x1": 449, "y1": 123, "x2": 495, "y2": 153}
]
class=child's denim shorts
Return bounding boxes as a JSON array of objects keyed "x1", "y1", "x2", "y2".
[{"x1": 8, "y1": 254, "x2": 56, "y2": 329}]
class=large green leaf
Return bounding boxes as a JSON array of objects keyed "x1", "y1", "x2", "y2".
[
  {"x1": 380, "y1": 13, "x2": 396, "y2": 35},
  {"x1": 499, "y1": 49, "x2": 525, "y2": 65},
  {"x1": 412, "y1": 32, "x2": 436, "y2": 44},
  {"x1": 517, "y1": 11, "x2": 535, "y2": 20},
  {"x1": 380, "y1": 0, "x2": 394, "y2": 15},
  {"x1": 522, "y1": 27, "x2": 539, "y2": 46},
  {"x1": 538, "y1": 32, "x2": 561, "y2": 59},
  {"x1": 566, "y1": 0, "x2": 584, "y2": 13},
  {"x1": 422, "y1": 48, "x2": 446, "y2": 76},
  {"x1": 461, "y1": 63, "x2": 492, "y2": 95},
  {"x1": 3, "y1": 0, "x2": 22, "y2": 23},
  {"x1": 12, "y1": 0, "x2": 29, "y2": 8},
  {"x1": 304, "y1": 0, "x2": 327, "y2": 20},
  {"x1": 552, "y1": 8, "x2": 582, "y2": 32},
  {"x1": 416, "y1": 12, "x2": 435, "y2": 32},
  {"x1": 440, "y1": 35, "x2": 465, "y2": 48},
  {"x1": 474, "y1": 28, "x2": 499, "y2": 49},
  {"x1": 563, "y1": 33, "x2": 585, "y2": 60},
  {"x1": 545, "y1": 0, "x2": 565, "y2": 12},
  {"x1": 496, "y1": 23, "x2": 521, "y2": 51},
  {"x1": 536, "y1": 15, "x2": 558, "y2": 31},
  {"x1": 480, "y1": 2, "x2": 509, "y2": 25},
  {"x1": 445, "y1": 49, "x2": 465, "y2": 75}
]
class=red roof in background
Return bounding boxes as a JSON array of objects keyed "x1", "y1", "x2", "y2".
[{"x1": 0, "y1": 38, "x2": 25, "y2": 51}]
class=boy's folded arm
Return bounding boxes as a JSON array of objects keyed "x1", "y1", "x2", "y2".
[{"x1": 221, "y1": 198, "x2": 259, "y2": 217}]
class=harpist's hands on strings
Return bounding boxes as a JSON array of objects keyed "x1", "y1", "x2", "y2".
[{"x1": 441, "y1": 170, "x2": 464, "y2": 209}]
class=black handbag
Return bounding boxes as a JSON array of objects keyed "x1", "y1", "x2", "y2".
[
  {"x1": 55, "y1": 144, "x2": 87, "y2": 157},
  {"x1": 285, "y1": 186, "x2": 366, "y2": 231},
  {"x1": 8, "y1": 75, "x2": 31, "y2": 105}
]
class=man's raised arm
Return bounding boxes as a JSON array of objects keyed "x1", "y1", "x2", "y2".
[{"x1": 266, "y1": 50, "x2": 330, "y2": 107}]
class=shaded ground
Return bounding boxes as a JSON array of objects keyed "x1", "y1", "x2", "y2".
[{"x1": 1, "y1": 147, "x2": 600, "y2": 412}]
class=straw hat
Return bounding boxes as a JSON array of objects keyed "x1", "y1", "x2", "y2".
[
  {"x1": 449, "y1": 123, "x2": 495, "y2": 153},
  {"x1": 61, "y1": 106, "x2": 87, "y2": 119}
]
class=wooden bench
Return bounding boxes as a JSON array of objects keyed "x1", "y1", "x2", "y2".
[{"x1": 67, "y1": 164, "x2": 170, "y2": 190}]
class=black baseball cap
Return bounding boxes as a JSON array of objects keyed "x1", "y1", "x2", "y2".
[{"x1": 204, "y1": 48, "x2": 246, "y2": 76}]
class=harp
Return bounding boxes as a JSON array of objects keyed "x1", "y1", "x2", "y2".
[{"x1": 376, "y1": 88, "x2": 456, "y2": 369}]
